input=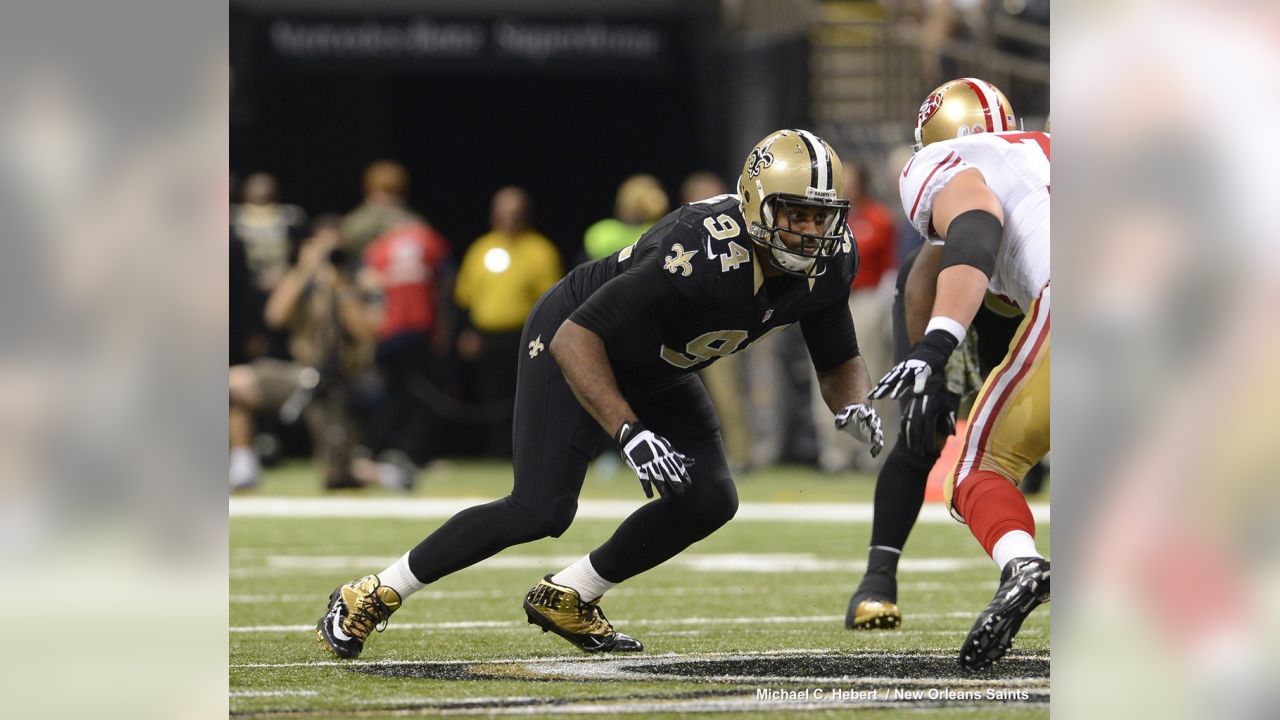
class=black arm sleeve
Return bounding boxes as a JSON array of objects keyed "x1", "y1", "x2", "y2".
[
  {"x1": 939, "y1": 209, "x2": 1002, "y2": 277},
  {"x1": 800, "y1": 297, "x2": 860, "y2": 373},
  {"x1": 568, "y1": 258, "x2": 683, "y2": 348}
]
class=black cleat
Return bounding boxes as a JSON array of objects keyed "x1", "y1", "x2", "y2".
[
  {"x1": 523, "y1": 575, "x2": 643, "y2": 653},
  {"x1": 958, "y1": 557, "x2": 1050, "y2": 670}
]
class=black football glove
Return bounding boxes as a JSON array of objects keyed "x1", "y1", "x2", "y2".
[
  {"x1": 869, "y1": 329, "x2": 960, "y2": 400},
  {"x1": 834, "y1": 403, "x2": 885, "y2": 458},
  {"x1": 900, "y1": 370, "x2": 960, "y2": 457},
  {"x1": 615, "y1": 421, "x2": 694, "y2": 499}
]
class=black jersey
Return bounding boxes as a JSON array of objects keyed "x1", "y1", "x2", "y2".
[{"x1": 564, "y1": 194, "x2": 861, "y2": 379}]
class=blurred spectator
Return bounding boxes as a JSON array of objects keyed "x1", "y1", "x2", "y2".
[
  {"x1": 582, "y1": 174, "x2": 669, "y2": 261},
  {"x1": 455, "y1": 186, "x2": 562, "y2": 457},
  {"x1": 341, "y1": 160, "x2": 424, "y2": 254},
  {"x1": 359, "y1": 210, "x2": 454, "y2": 486},
  {"x1": 229, "y1": 217, "x2": 378, "y2": 491},
  {"x1": 229, "y1": 231, "x2": 264, "y2": 365},
  {"x1": 680, "y1": 171, "x2": 730, "y2": 204},
  {"x1": 230, "y1": 172, "x2": 307, "y2": 292},
  {"x1": 813, "y1": 157, "x2": 899, "y2": 472},
  {"x1": 679, "y1": 171, "x2": 752, "y2": 473}
]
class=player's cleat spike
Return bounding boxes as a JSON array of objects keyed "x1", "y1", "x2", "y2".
[
  {"x1": 958, "y1": 557, "x2": 1050, "y2": 670},
  {"x1": 846, "y1": 596, "x2": 902, "y2": 630},
  {"x1": 316, "y1": 575, "x2": 402, "y2": 659},
  {"x1": 523, "y1": 575, "x2": 643, "y2": 653}
]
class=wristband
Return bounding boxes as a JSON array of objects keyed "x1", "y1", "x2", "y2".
[{"x1": 925, "y1": 316, "x2": 967, "y2": 345}]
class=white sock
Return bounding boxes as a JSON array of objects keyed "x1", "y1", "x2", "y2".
[
  {"x1": 550, "y1": 555, "x2": 616, "y2": 602},
  {"x1": 991, "y1": 530, "x2": 1041, "y2": 572},
  {"x1": 229, "y1": 447, "x2": 260, "y2": 488},
  {"x1": 377, "y1": 551, "x2": 427, "y2": 600}
]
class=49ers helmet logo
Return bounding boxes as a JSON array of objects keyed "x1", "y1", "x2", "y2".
[{"x1": 917, "y1": 93, "x2": 943, "y2": 129}]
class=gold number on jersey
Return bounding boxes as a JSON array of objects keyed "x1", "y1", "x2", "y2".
[
  {"x1": 702, "y1": 214, "x2": 740, "y2": 240},
  {"x1": 720, "y1": 241, "x2": 749, "y2": 273},
  {"x1": 659, "y1": 329, "x2": 750, "y2": 369},
  {"x1": 618, "y1": 241, "x2": 637, "y2": 262}
]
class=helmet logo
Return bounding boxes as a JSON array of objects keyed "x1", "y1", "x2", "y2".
[
  {"x1": 745, "y1": 140, "x2": 775, "y2": 178},
  {"x1": 917, "y1": 93, "x2": 943, "y2": 128}
]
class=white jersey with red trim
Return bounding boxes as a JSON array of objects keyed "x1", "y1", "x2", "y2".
[{"x1": 899, "y1": 131, "x2": 1050, "y2": 312}]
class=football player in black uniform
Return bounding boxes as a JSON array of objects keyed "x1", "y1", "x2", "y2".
[{"x1": 316, "y1": 130, "x2": 885, "y2": 659}]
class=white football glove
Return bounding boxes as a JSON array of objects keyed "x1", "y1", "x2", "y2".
[
  {"x1": 869, "y1": 329, "x2": 959, "y2": 400},
  {"x1": 615, "y1": 421, "x2": 694, "y2": 498},
  {"x1": 834, "y1": 403, "x2": 885, "y2": 458}
]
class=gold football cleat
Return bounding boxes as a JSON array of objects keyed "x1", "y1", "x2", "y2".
[
  {"x1": 523, "y1": 575, "x2": 643, "y2": 653},
  {"x1": 849, "y1": 599, "x2": 902, "y2": 630},
  {"x1": 316, "y1": 574, "x2": 402, "y2": 659}
]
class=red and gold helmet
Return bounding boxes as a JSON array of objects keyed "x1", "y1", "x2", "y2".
[{"x1": 914, "y1": 77, "x2": 1019, "y2": 151}]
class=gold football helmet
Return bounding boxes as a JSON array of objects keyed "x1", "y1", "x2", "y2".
[
  {"x1": 738, "y1": 129, "x2": 850, "y2": 277},
  {"x1": 914, "y1": 77, "x2": 1019, "y2": 151}
]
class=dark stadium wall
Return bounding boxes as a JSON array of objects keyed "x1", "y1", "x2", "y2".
[{"x1": 229, "y1": 1, "x2": 748, "y2": 266}]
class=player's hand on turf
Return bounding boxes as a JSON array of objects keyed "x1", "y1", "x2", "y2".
[
  {"x1": 901, "y1": 371, "x2": 959, "y2": 456},
  {"x1": 869, "y1": 329, "x2": 960, "y2": 400},
  {"x1": 835, "y1": 403, "x2": 885, "y2": 458},
  {"x1": 615, "y1": 421, "x2": 694, "y2": 498}
]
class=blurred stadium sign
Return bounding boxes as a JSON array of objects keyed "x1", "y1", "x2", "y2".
[{"x1": 248, "y1": 15, "x2": 677, "y2": 73}]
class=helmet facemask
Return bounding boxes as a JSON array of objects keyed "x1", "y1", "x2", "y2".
[{"x1": 751, "y1": 194, "x2": 850, "y2": 277}]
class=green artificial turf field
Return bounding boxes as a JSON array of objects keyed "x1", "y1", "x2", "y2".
[{"x1": 230, "y1": 460, "x2": 1049, "y2": 718}]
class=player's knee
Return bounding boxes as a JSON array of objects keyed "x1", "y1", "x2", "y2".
[
  {"x1": 688, "y1": 479, "x2": 738, "y2": 530},
  {"x1": 514, "y1": 495, "x2": 577, "y2": 539}
]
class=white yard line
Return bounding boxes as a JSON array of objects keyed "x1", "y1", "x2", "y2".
[
  {"x1": 230, "y1": 497, "x2": 1049, "y2": 524},
  {"x1": 231, "y1": 612, "x2": 988, "y2": 634},
  {"x1": 233, "y1": 553, "x2": 989, "y2": 577},
  {"x1": 228, "y1": 582, "x2": 994, "y2": 604}
]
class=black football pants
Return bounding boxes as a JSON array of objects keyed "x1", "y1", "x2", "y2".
[{"x1": 407, "y1": 284, "x2": 737, "y2": 585}]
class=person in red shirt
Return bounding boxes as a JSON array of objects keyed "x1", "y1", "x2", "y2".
[
  {"x1": 814, "y1": 159, "x2": 899, "y2": 473},
  {"x1": 847, "y1": 161, "x2": 899, "y2": 295},
  {"x1": 360, "y1": 211, "x2": 453, "y2": 488}
]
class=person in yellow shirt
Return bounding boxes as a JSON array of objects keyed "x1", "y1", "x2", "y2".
[
  {"x1": 455, "y1": 186, "x2": 564, "y2": 456},
  {"x1": 582, "y1": 174, "x2": 669, "y2": 261}
]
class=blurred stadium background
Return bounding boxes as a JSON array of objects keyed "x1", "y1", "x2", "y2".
[
  {"x1": 228, "y1": 1, "x2": 1052, "y2": 717},
  {"x1": 228, "y1": 0, "x2": 1049, "y2": 479},
  {"x1": 9, "y1": 0, "x2": 1280, "y2": 718}
]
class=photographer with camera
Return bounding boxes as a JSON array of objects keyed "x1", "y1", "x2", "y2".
[{"x1": 229, "y1": 216, "x2": 378, "y2": 491}]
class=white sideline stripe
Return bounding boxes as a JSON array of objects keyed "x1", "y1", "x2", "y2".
[
  {"x1": 229, "y1": 690, "x2": 317, "y2": 698},
  {"x1": 231, "y1": 611, "x2": 982, "y2": 634},
  {"x1": 228, "y1": 581, "x2": 994, "y2": 604},
  {"x1": 230, "y1": 497, "x2": 1049, "y2": 523},
  {"x1": 245, "y1": 554, "x2": 987, "y2": 575}
]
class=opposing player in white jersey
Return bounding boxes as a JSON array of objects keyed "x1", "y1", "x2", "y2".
[{"x1": 869, "y1": 78, "x2": 1050, "y2": 670}]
